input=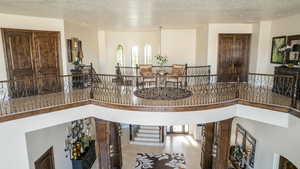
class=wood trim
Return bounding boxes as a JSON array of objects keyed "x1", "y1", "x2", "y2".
[
  {"x1": 237, "y1": 100, "x2": 290, "y2": 113},
  {"x1": 1, "y1": 28, "x2": 60, "y2": 33},
  {"x1": 0, "y1": 101, "x2": 91, "y2": 123},
  {"x1": 0, "y1": 99, "x2": 299, "y2": 123},
  {"x1": 34, "y1": 146, "x2": 55, "y2": 169},
  {"x1": 91, "y1": 100, "x2": 238, "y2": 112}
]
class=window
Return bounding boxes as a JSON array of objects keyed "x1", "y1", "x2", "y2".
[
  {"x1": 144, "y1": 44, "x2": 152, "y2": 64},
  {"x1": 116, "y1": 44, "x2": 124, "y2": 66},
  {"x1": 131, "y1": 46, "x2": 139, "y2": 67}
]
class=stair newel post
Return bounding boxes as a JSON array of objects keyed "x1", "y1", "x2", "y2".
[
  {"x1": 161, "y1": 126, "x2": 165, "y2": 143},
  {"x1": 129, "y1": 125, "x2": 133, "y2": 141},
  {"x1": 90, "y1": 62, "x2": 94, "y2": 99},
  {"x1": 292, "y1": 72, "x2": 299, "y2": 108},
  {"x1": 185, "y1": 64, "x2": 188, "y2": 88},
  {"x1": 236, "y1": 74, "x2": 240, "y2": 99},
  {"x1": 208, "y1": 65, "x2": 211, "y2": 84},
  {"x1": 136, "y1": 64, "x2": 139, "y2": 88}
]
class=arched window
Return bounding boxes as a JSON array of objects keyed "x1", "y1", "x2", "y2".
[
  {"x1": 144, "y1": 44, "x2": 152, "y2": 64},
  {"x1": 131, "y1": 46, "x2": 139, "y2": 67},
  {"x1": 116, "y1": 44, "x2": 124, "y2": 66}
]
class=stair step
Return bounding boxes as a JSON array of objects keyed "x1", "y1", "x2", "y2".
[
  {"x1": 130, "y1": 140, "x2": 164, "y2": 146},
  {"x1": 138, "y1": 129, "x2": 160, "y2": 134},
  {"x1": 136, "y1": 133, "x2": 160, "y2": 138},
  {"x1": 134, "y1": 137, "x2": 160, "y2": 142},
  {"x1": 139, "y1": 126, "x2": 160, "y2": 130}
]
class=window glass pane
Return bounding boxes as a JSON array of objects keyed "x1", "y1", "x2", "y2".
[
  {"x1": 131, "y1": 46, "x2": 139, "y2": 67},
  {"x1": 116, "y1": 45, "x2": 124, "y2": 66},
  {"x1": 144, "y1": 44, "x2": 152, "y2": 64}
]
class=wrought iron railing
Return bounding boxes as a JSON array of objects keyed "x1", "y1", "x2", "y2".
[
  {"x1": 0, "y1": 74, "x2": 91, "y2": 116},
  {"x1": 115, "y1": 65, "x2": 211, "y2": 76},
  {"x1": 0, "y1": 72, "x2": 299, "y2": 118}
]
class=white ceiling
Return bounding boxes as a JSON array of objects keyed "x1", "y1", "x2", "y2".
[{"x1": 0, "y1": 0, "x2": 299, "y2": 29}]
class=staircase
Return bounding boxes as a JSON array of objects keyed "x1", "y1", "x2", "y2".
[{"x1": 130, "y1": 125, "x2": 164, "y2": 146}]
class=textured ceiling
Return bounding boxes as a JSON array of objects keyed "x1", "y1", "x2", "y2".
[{"x1": 0, "y1": 0, "x2": 299, "y2": 29}]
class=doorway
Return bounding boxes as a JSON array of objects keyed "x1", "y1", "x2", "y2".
[
  {"x1": 167, "y1": 125, "x2": 189, "y2": 134},
  {"x1": 217, "y1": 34, "x2": 251, "y2": 82},
  {"x1": 2, "y1": 28, "x2": 61, "y2": 97},
  {"x1": 279, "y1": 156, "x2": 298, "y2": 169},
  {"x1": 34, "y1": 147, "x2": 55, "y2": 169}
]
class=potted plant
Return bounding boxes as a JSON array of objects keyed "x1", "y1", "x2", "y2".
[{"x1": 154, "y1": 55, "x2": 168, "y2": 72}]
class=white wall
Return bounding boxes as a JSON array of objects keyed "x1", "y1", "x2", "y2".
[
  {"x1": 252, "y1": 14, "x2": 300, "y2": 74},
  {"x1": 161, "y1": 29, "x2": 196, "y2": 65},
  {"x1": 26, "y1": 123, "x2": 72, "y2": 169},
  {"x1": 231, "y1": 116, "x2": 300, "y2": 169},
  {"x1": 26, "y1": 120, "x2": 99, "y2": 169},
  {"x1": 0, "y1": 103, "x2": 291, "y2": 169},
  {"x1": 98, "y1": 31, "x2": 161, "y2": 73},
  {"x1": 207, "y1": 24, "x2": 253, "y2": 74},
  {"x1": 64, "y1": 21, "x2": 101, "y2": 73},
  {"x1": 189, "y1": 124, "x2": 203, "y2": 141},
  {"x1": 0, "y1": 13, "x2": 68, "y2": 80},
  {"x1": 271, "y1": 14, "x2": 300, "y2": 36},
  {"x1": 195, "y1": 25, "x2": 209, "y2": 66}
]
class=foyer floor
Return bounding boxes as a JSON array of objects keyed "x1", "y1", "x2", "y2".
[{"x1": 121, "y1": 131, "x2": 202, "y2": 169}]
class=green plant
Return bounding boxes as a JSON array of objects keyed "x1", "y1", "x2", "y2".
[{"x1": 154, "y1": 55, "x2": 168, "y2": 66}]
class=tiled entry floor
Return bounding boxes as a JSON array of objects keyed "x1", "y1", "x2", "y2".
[{"x1": 122, "y1": 133, "x2": 202, "y2": 169}]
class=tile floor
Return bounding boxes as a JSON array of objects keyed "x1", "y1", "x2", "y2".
[{"x1": 121, "y1": 129, "x2": 202, "y2": 169}]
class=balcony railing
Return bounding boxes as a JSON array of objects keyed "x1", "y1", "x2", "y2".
[{"x1": 0, "y1": 72, "x2": 299, "y2": 119}]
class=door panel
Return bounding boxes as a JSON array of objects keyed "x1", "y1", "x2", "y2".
[
  {"x1": 95, "y1": 120, "x2": 123, "y2": 169},
  {"x1": 212, "y1": 119, "x2": 233, "y2": 169},
  {"x1": 2, "y1": 29, "x2": 37, "y2": 97},
  {"x1": 218, "y1": 34, "x2": 250, "y2": 82},
  {"x1": 200, "y1": 123, "x2": 215, "y2": 169},
  {"x1": 35, "y1": 147, "x2": 55, "y2": 169},
  {"x1": 34, "y1": 32, "x2": 60, "y2": 76},
  {"x1": 2, "y1": 29, "x2": 61, "y2": 96},
  {"x1": 95, "y1": 120, "x2": 111, "y2": 169},
  {"x1": 34, "y1": 31, "x2": 61, "y2": 94},
  {"x1": 109, "y1": 123, "x2": 122, "y2": 169}
]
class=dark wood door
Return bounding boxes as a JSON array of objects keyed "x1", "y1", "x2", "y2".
[
  {"x1": 35, "y1": 147, "x2": 55, "y2": 169},
  {"x1": 2, "y1": 29, "x2": 61, "y2": 96},
  {"x1": 109, "y1": 122, "x2": 122, "y2": 169},
  {"x1": 2, "y1": 29, "x2": 37, "y2": 96},
  {"x1": 212, "y1": 119, "x2": 233, "y2": 169},
  {"x1": 34, "y1": 31, "x2": 61, "y2": 94},
  {"x1": 95, "y1": 120, "x2": 123, "y2": 169},
  {"x1": 200, "y1": 122, "x2": 215, "y2": 169},
  {"x1": 95, "y1": 119, "x2": 111, "y2": 169},
  {"x1": 218, "y1": 34, "x2": 251, "y2": 82}
]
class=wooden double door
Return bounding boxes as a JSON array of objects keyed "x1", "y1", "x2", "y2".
[
  {"x1": 218, "y1": 34, "x2": 251, "y2": 82},
  {"x1": 200, "y1": 119, "x2": 233, "y2": 169},
  {"x1": 2, "y1": 28, "x2": 61, "y2": 96},
  {"x1": 95, "y1": 119, "x2": 122, "y2": 169}
]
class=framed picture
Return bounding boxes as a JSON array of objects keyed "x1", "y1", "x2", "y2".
[
  {"x1": 66, "y1": 38, "x2": 83, "y2": 63},
  {"x1": 287, "y1": 35, "x2": 300, "y2": 64},
  {"x1": 271, "y1": 36, "x2": 287, "y2": 64}
]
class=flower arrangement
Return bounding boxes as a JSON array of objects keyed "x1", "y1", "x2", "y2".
[
  {"x1": 278, "y1": 45, "x2": 292, "y2": 65},
  {"x1": 154, "y1": 55, "x2": 168, "y2": 66}
]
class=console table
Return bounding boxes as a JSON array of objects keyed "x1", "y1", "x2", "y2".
[
  {"x1": 273, "y1": 66, "x2": 300, "y2": 99},
  {"x1": 72, "y1": 141, "x2": 96, "y2": 169}
]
